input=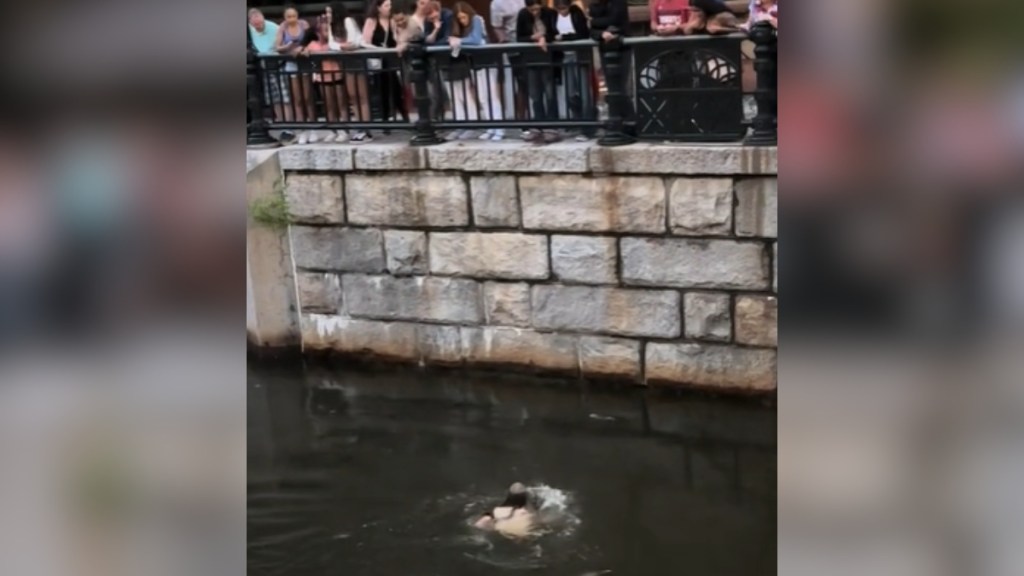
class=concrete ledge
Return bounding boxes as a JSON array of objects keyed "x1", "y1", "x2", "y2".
[
  {"x1": 589, "y1": 145, "x2": 777, "y2": 175},
  {"x1": 428, "y1": 141, "x2": 590, "y2": 173},
  {"x1": 279, "y1": 146, "x2": 354, "y2": 171}
]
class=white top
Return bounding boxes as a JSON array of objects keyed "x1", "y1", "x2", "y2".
[
  {"x1": 556, "y1": 13, "x2": 575, "y2": 35},
  {"x1": 329, "y1": 17, "x2": 364, "y2": 50}
]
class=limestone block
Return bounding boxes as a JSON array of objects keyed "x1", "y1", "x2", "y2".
[
  {"x1": 428, "y1": 142, "x2": 589, "y2": 173},
  {"x1": 346, "y1": 173, "x2": 468, "y2": 226},
  {"x1": 342, "y1": 275, "x2": 482, "y2": 324},
  {"x1": 531, "y1": 285, "x2": 680, "y2": 338},
  {"x1": 470, "y1": 175, "x2": 520, "y2": 228},
  {"x1": 278, "y1": 147, "x2": 353, "y2": 171},
  {"x1": 353, "y1": 145, "x2": 425, "y2": 170},
  {"x1": 579, "y1": 336, "x2": 642, "y2": 382},
  {"x1": 483, "y1": 282, "x2": 531, "y2": 327},
  {"x1": 416, "y1": 324, "x2": 465, "y2": 365},
  {"x1": 519, "y1": 176, "x2": 666, "y2": 233},
  {"x1": 551, "y1": 236, "x2": 617, "y2": 284},
  {"x1": 735, "y1": 178, "x2": 777, "y2": 238},
  {"x1": 284, "y1": 174, "x2": 344, "y2": 224},
  {"x1": 734, "y1": 295, "x2": 777, "y2": 347},
  {"x1": 772, "y1": 242, "x2": 777, "y2": 293},
  {"x1": 684, "y1": 292, "x2": 731, "y2": 342},
  {"x1": 295, "y1": 272, "x2": 342, "y2": 314},
  {"x1": 384, "y1": 230, "x2": 428, "y2": 275},
  {"x1": 290, "y1": 227, "x2": 385, "y2": 273},
  {"x1": 621, "y1": 238, "x2": 768, "y2": 289},
  {"x1": 668, "y1": 178, "x2": 733, "y2": 236},
  {"x1": 430, "y1": 232, "x2": 548, "y2": 280},
  {"x1": 645, "y1": 343, "x2": 777, "y2": 391},
  {"x1": 461, "y1": 326, "x2": 579, "y2": 374},
  {"x1": 589, "y1": 145, "x2": 777, "y2": 175},
  {"x1": 301, "y1": 314, "x2": 419, "y2": 360}
]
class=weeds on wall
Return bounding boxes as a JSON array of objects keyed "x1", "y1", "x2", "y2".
[{"x1": 249, "y1": 179, "x2": 292, "y2": 229}]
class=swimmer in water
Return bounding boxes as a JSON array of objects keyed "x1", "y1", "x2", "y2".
[{"x1": 473, "y1": 482, "x2": 536, "y2": 537}]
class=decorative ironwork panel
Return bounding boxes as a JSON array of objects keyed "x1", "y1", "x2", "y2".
[{"x1": 632, "y1": 37, "x2": 745, "y2": 142}]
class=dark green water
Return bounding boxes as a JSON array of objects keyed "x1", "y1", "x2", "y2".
[{"x1": 248, "y1": 363, "x2": 776, "y2": 576}]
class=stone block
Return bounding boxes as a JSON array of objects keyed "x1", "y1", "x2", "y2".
[
  {"x1": 290, "y1": 227, "x2": 385, "y2": 273},
  {"x1": 284, "y1": 174, "x2": 344, "y2": 224},
  {"x1": 430, "y1": 232, "x2": 548, "y2": 280},
  {"x1": 295, "y1": 272, "x2": 342, "y2": 314},
  {"x1": 735, "y1": 178, "x2": 777, "y2": 238},
  {"x1": 301, "y1": 314, "x2": 419, "y2": 360},
  {"x1": 621, "y1": 238, "x2": 768, "y2": 289},
  {"x1": 532, "y1": 285, "x2": 680, "y2": 338},
  {"x1": 668, "y1": 178, "x2": 733, "y2": 236},
  {"x1": 551, "y1": 236, "x2": 618, "y2": 284},
  {"x1": 734, "y1": 295, "x2": 777, "y2": 347},
  {"x1": 342, "y1": 275, "x2": 482, "y2": 324},
  {"x1": 589, "y1": 145, "x2": 777, "y2": 175},
  {"x1": 483, "y1": 282, "x2": 531, "y2": 327},
  {"x1": 519, "y1": 176, "x2": 666, "y2": 233},
  {"x1": 470, "y1": 175, "x2": 520, "y2": 228},
  {"x1": 346, "y1": 173, "x2": 468, "y2": 227},
  {"x1": 428, "y1": 142, "x2": 589, "y2": 173},
  {"x1": 645, "y1": 343, "x2": 777, "y2": 391},
  {"x1": 278, "y1": 147, "x2": 353, "y2": 171},
  {"x1": 353, "y1": 145, "x2": 426, "y2": 170},
  {"x1": 684, "y1": 292, "x2": 731, "y2": 342},
  {"x1": 416, "y1": 324, "x2": 465, "y2": 365},
  {"x1": 579, "y1": 336, "x2": 642, "y2": 382},
  {"x1": 384, "y1": 230, "x2": 428, "y2": 275},
  {"x1": 772, "y1": 242, "x2": 777, "y2": 293},
  {"x1": 461, "y1": 327, "x2": 579, "y2": 374}
]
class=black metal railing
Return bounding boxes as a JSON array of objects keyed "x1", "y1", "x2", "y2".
[{"x1": 246, "y1": 22, "x2": 778, "y2": 147}]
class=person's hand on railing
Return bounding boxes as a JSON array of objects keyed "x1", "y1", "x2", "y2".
[
  {"x1": 449, "y1": 36, "x2": 461, "y2": 48},
  {"x1": 537, "y1": 36, "x2": 548, "y2": 52},
  {"x1": 601, "y1": 30, "x2": 616, "y2": 42}
]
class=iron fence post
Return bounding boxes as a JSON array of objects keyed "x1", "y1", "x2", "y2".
[
  {"x1": 247, "y1": 23, "x2": 278, "y2": 148},
  {"x1": 598, "y1": 38, "x2": 635, "y2": 147},
  {"x1": 745, "y1": 21, "x2": 777, "y2": 146},
  {"x1": 408, "y1": 42, "x2": 443, "y2": 146}
]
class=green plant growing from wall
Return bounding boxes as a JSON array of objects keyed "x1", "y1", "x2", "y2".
[{"x1": 249, "y1": 178, "x2": 292, "y2": 229}]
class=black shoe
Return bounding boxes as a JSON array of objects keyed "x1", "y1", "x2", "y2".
[{"x1": 278, "y1": 130, "x2": 296, "y2": 143}]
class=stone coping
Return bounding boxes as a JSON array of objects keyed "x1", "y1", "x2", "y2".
[{"x1": 248, "y1": 141, "x2": 777, "y2": 175}]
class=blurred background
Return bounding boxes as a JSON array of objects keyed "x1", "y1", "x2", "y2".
[
  {"x1": 1, "y1": 0, "x2": 1023, "y2": 573},
  {"x1": 782, "y1": 0, "x2": 1024, "y2": 574}
]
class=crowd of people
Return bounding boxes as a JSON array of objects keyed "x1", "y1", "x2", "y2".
[{"x1": 248, "y1": 0, "x2": 778, "y2": 145}]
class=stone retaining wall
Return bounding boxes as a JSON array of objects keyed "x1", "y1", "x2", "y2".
[{"x1": 252, "y1": 143, "x2": 776, "y2": 393}]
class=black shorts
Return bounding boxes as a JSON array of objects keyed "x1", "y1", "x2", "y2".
[{"x1": 690, "y1": 0, "x2": 731, "y2": 16}]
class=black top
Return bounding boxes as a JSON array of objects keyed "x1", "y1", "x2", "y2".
[
  {"x1": 515, "y1": 7, "x2": 558, "y2": 44},
  {"x1": 554, "y1": 5, "x2": 590, "y2": 41},
  {"x1": 370, "y1": 18, "x2": 397, "y2": 48},
  {"x1": 690, "y1": 0, "x2": 732, "y2": 16},
  {"x1": 587, "y1": 0, "x2": 629, "y2": 39}
]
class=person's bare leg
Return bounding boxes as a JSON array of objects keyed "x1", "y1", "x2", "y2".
[
  {"x1": 706, "y1": 13, "x2": 740, "y2": 34},
  {"x1": 290, "y1": 76, "x2": 305, "y2": 122},
  {"x1": 303, "y1": 76, "x2": 316, "y2": 121},
  {"x1": 355, "y1": 76, "x2": 371, "y2": 124}
]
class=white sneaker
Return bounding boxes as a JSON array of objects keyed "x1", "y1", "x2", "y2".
[
  {"x1": 479, "y1": 129, "x2": 494, "y2": 140},
  {"x1": 296, "y1": 131, "x2": 309, "y2": 145},
  {"x1": 491, "y1": 129, "x2": 506, "y2": 141},
  {"x1": 320, "y1": 130, "x2": 335, "y2": 143},
  {"x1": 307, "y1": 130, "x2": 320, "y2": 144},
  {"x1": 334, "y1": 130, "x2": 348, "y2": 143}
]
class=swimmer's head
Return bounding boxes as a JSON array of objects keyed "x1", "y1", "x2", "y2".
[{"x1": 502, "y1": 482, "x2": 529, "y2": 509}]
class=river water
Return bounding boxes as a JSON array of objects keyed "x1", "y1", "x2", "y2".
[{"x1": 248, "y1": 363, "x2": 776, "y2": 576}]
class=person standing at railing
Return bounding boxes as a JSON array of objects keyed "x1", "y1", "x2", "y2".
[
  {"x1": 422, "y1": 0, "x2": 455, "y2": 121},
  {"x1": 552, "y1": 0, "x2": 594, "y2": 141},
  {"x1": 326, "y1": 3, "x2": 374, "y2": 142},
  {"x1": 249, "y1": 8, "x2": 291, "y2": 134},
  {"x1": 491, "y1": 0, "x2": 526, "y2": 124},
  {"x1": 300, "y1": 16, "x2": 348, "y2": 143},
  {"x1": 516, "y1": 0, "x2": 561, "y2": 143},
  {"x1": 743, "y1": 0, "x2": 776, "y2": 30},
  {"x1": 589, "y1": 0, "x2": 635, "y2": 136},
  {"x1": 363, "y1": 0, "x2": 411, "y2": 127},
  {"x1": 273, "y1": 6, "x2": 312, "y2": 126},
  {"x1": 649, "y1": 0, "x2": 696, "y2": 35},
  {"x1": 446, "y1": 2, "x2": 489, "y2": 139}
]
